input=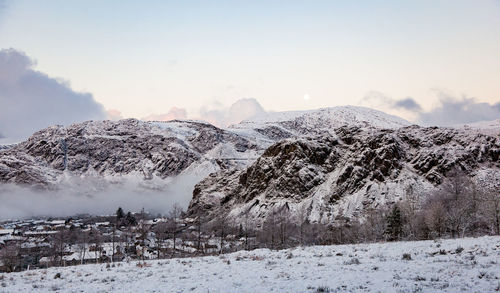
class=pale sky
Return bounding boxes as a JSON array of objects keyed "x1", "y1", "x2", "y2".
[{"x1": 1, "y1": 0, "x2": 500, "y2": 122}]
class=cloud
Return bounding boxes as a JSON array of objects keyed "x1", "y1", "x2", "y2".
[
  {"x1": 360, "y1": 91, "x2": 500, "y2": 126},
  {"x1": 361, "y1": 91, "x2": 394, "y2": 108},
  {"x1": 142, "y1": 107, "x2": 187, "y2": 121},
  {"x1": 0, "y1": 48, "x2": 107, "y2": 141},
  {"x1": 106, "y1": 109, "x2": 124, "y2": 121},
  {"x1": 142, "y1": 98, "x2": 267, "y2": 128},
  {"x1": 198, "y1": 98, "x2": 266, "y2": 127},
  {"x1": 0, "y1": 171, "x2": 202, "y2": 220},
  {"x1": 226, "y1": 98, "x2": 266, "y2": 125},
  {"x1": 418, "y1": 96, "x2": 500, "y2": 126},
  {"x1": 362, "y1": 92, "x2": 422, "y2": 112},
  {"x1": 393, "y1": 97, "x2": 422, "y2": 112},
  {"x1": 0, "y1": 0, "x2": 7, "y2": 17}
]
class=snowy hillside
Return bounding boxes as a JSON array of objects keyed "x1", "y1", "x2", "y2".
[
  {"x1": 0, "y1": 119, "x2": 261, "y2": 190},
  {"x1": 188, "y1": 125, "x2": 500, "y2": 225},
  {"x1": 1, "y1": 236, "x2": 499, "y2": 292},
  {"x1": 235, "y1": 106, "x2": 411, "y2": 129},
  {"x1": 454, "y1": 119, "x2": 500, "y2": 136},
  {"x1": 230, "y1": 106, "x2": 412, "y2": 143}
]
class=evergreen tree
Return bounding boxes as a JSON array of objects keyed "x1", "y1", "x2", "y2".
[
  {"x1": 116, "y1": 207, "x2": 124, "y2": 220},
  {"x1": 125, "y1": 211, "x2": 137, "y2": 226},
  {"x1": 239, "y1": 223, "x2": 244, "y2": 238},
  {"x1": 386, "y1": 205, "x2": 403, "y2": 241}
]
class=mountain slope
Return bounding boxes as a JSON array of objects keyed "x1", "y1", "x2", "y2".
[
  {"x1": 0, "y1": 106, "x2": 411, "y2": 189},
  {"x1": 230, "y1": 106, "x2": 411, "y2": 143},
  {"x1": 187, "y1": 125, "x2": 500, "y2": 224},
  {"x1": 1, "y1": 106, "x2": 498, "y2": 222},
  {"x1": 454, "y1": 119, "x2": 500, "y2": 136},
  {"x1": 0, "y1": 119, "x2": 260, "y2": 189}
]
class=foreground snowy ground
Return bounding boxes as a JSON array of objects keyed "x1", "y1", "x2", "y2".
[{"x1": 1, "y1": 236, "x2": 499, "y2": 293}]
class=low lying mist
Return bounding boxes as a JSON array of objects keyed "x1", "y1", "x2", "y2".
[{"x1": 0, "y1": 172, "x2": 203, "y2": 220}]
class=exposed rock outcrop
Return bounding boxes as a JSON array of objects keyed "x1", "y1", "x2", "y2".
[{"x1": 187, "y1": 126, "x2": 500, "y2": 225}]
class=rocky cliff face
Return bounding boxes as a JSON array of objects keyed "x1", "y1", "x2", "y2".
[{"x1": 187, "y1": 125, "x2": 500, "y2": 225}]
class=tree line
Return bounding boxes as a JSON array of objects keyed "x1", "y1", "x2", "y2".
[{"x1": 240, "y1": 169, "x2": 499, "y2": 248}]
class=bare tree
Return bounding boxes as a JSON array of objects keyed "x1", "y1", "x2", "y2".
[
  {"x1": 0, "y1": 242, "x2": 20, "y2": 272},
  {"x1": 167, "y1": 203, "x2": 183, "y2": 256},
  {"x1": 194, "y1": 213, "x2": 205, "y2": 254},
  {"x1": 154, "y1": 222, "x2": 168, "y2": 259},
  {"x1": 361, "y1": 207, "x2": 387, "y2": 242},
  {"x1": 424, "y1": 198, "x2": 447, "y2": 238},
  {"x1": 137, "y1": 208, "x2": 151, "y2": 261},
  {"x1": 212, "y1": 215, "x2": 227, "y2": 254},
  {"x1": 331, "y1": 211, "x2": 349, "y2": 244},
  {"x1": 296, "y1": 204, "x2": 309, "y2": 246},
  {"x1": 438, "y1": 170, "x2": 475, "y2": 237},
  {"x1": 482, "y1": 190, "x2": 500, "y2": 235},
  {"x1": 275, "y1": 205, "x2": 293, "y2": 249},
  {"x1": 260, "y1": 208, "x2": 278, "y2": 249},
  {"x1": 243, "y1": 211, "x2": 253, "y2": 250},
  {"x1": 89, "y1": 228, "x2": 102, "y2": 264},
  {"x1": 111, "y1": 225, "x2": 117, "y2": 263},
  {"x1": 76, "y1": 229, "x2": 89, "y2": 265},
  {"x1": 399, "y1": 184, "x2": 422, "y2": 240},
  {"x1": 50, "y1": 230, "x2": 69, "y2": 266},
  {"x1": 123, "y1": 225, "x2": 134, "y2": 259}
]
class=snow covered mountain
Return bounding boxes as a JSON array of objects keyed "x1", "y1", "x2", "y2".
[
  {"x1": 454, "y1": 119, "x2": 500, "y2": 136},
  {"x1": 1, "y1": 106, "x2": 498, "y2": 222},
  {"x1": 187, "y1": 125, "x2": 500, "y2": 225},
  {"x1": 229, "y1": 106, "x2": 411, "y2": 144},
  {"x1": 0, "y1": 119, "x2": 261, "y2": 189},
  {"x1": 0, "y1": 106, "x2": 410, "y2": 189}
]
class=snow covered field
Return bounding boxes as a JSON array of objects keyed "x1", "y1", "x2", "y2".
[{"x1": 1, "y1": 236, "x2": 499, "y2": 293}]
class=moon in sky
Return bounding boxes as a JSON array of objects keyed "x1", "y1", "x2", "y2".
[{"x1": 303, "y1": 93, "x2": 311, "y2": 101}]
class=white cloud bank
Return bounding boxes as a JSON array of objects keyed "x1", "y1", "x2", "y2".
[
  {"x1": 142, "y1": 107, "x2": 188, "y2": 122},
  {"x1": 143, "y1": 98, "x2": 266, "y2": 128},
  {"x1": 0, "y1": 48, "x2": 107, "y2": 142},
  {"x1": 0, "y1": 171, "x2": 200, "y2": 220},
  {"x1": 361, "y1": 91, "x2": 500, "y2": 126}
]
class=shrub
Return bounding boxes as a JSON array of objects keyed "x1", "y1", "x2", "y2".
[
  {"x1": 315, "y1": 286, "x2": 331, "y2": 293},
  {"x1": 344, "y1": 258, "x2": 361, "y2": 265}
]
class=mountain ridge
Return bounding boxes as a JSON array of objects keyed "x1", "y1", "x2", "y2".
[{"x1": 0, "y1": 106, "x2": 498, "y2": 222}]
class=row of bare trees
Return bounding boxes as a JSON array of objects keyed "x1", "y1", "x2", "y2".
[
  {"x1": 212, "y1": 170, "x2": 499, "y2": 249},
  {"x1": 403, "y1": 171, "x2": 499, "y2": 239},
  {"x1": 313, "y1": 170, "x2": 500, "y2": 244}
]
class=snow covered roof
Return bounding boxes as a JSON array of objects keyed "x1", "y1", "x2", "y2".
[
  {"x1": 62, "y1": 251, "x2": 102, "y2": 261},
  {"x1": 24, "y1": 230, "x2": 58, "y2": 235},
  {"x1": 49, "y1": 220, "x2": 66, "y2": 225},
  {"x1": 0, "y1": 229, "x2": 14, "y2": 235},
  {"x1": 95, "y1": 222, "x2": 110, "y2": 226}
]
